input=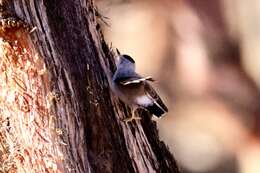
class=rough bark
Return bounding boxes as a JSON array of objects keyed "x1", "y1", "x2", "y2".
[{"x1": 0, "y1": 0, "x2": 179, "y2": 173}]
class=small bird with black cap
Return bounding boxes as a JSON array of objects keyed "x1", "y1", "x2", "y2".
[{"x1": 111, "y1": 49, "x2": 168, "y2": 123}]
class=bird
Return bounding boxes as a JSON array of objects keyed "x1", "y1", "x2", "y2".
[{"x1": 111, "y1": 50, "x2": 168, "y2": 123}]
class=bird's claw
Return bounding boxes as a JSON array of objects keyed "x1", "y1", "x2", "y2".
[{"x1": 123, "y1": 116, "x2": 141, "y2": 123}]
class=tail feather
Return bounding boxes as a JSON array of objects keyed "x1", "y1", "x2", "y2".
[{"x1": 146, "y1": 102, "x2": 167, "y2": 118}]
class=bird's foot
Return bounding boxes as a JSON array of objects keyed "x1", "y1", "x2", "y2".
[{"x1": 123, "y1": 115, "x2": 141, "y2": 123}]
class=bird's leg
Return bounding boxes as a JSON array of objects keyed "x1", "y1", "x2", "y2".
[{"x1": 123, "y1": 108, "x2": 141, "y2": 123}]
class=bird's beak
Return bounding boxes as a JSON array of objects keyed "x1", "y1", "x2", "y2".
[
  {"x1": 116, "y1": 48, "x2": 121, "y2": 56},
  {"x1": 115, "y1": 48, "x2": 121, "y2": 67}
]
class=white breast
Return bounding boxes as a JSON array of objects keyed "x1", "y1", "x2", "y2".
[{"x1": 135, "y1": 95, "x2": 153, "y2": 106}]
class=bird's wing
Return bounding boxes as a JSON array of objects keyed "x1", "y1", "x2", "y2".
[
  {"x1": 144, "y1": 82, "x2": 168, "y2": 112},
  {"x1": 119, "y1": 76, "x2": 155, "y2": 85}
]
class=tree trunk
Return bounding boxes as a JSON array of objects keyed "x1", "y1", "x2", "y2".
[{"x1": 0, "y1": 0, "x2": 179, "y2": 172}]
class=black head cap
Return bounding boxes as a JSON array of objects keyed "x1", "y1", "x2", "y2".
[{"x1": 122, "y1": 55, "x2": 135, "y2": 63}]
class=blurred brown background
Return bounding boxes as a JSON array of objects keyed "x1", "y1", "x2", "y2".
[{"x1": 97, "y1": 0, "x2": 260, "y2": 173}]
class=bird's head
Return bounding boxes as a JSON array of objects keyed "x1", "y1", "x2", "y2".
[
  {"x1": 114, "y1": 53, "x2": 135, "y2": 68},
  {"x1": 120, "y1": 55, "x2": 135, "y2": 64},
  {"x1": 114, "y1": 49, "x2": 136, "y2": 71},
  {"x1": 117, "y1": 54, "x2": 135, "y2": 70}
]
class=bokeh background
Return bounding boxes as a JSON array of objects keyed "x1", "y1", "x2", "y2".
[{"x1": 96, "y1": 1, "x2": 260, "y2": 173}]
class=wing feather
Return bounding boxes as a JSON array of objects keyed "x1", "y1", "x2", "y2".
[
  {"x1": 114, "y1": 72, "x2": 155, "y2": 85},
  {"x1": 144, "y1": 83, "x2": 168, "y2": 112},
  {"x1": 120, "y1": 76, "x2": 155, "y2": 85}
]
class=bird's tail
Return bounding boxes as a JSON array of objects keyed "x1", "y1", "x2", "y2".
[{"x1": 146, "y1": 101, "x2": 168, "y2": 118}]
